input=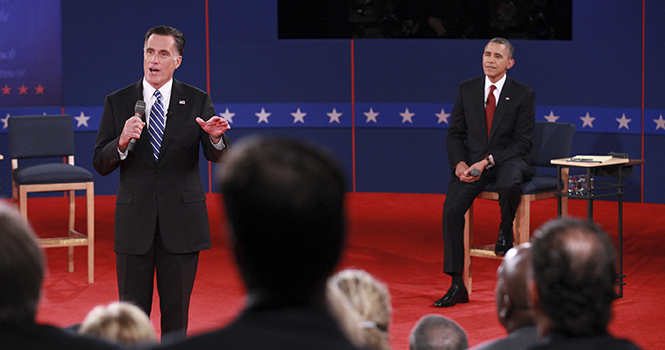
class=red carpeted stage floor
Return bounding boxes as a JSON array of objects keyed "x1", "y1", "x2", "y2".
[{"x1": 24, "y1": 193, "x2": 665, "y2": 349}]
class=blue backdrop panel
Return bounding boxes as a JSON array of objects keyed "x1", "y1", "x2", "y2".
[
  {"x1": 353, "y1": 39, "x2": 477, "y2": 104},
  {"x1": 0, "y1": 0, "x2": 62, "y2": 107},
  {"x1": 645, "y1": 0, "x2": 665, "y2": 109},
  {"x1": 209, "y1": 128, "x2": 353, "y2": 193},
  {"x1": 355, "y1": 128, "x2": 449, "y2": 193},
  {"x1": 61, "y1": 0, "x2": 209, "y2": 106},
  {"x1": 208, "y1": 40, "x2": 352, "y2": 104},
  {"x1": 643, "y1": 135, "x2": 664, "y2": 204},
  {"x1": 209, "y1": 1, "x2": 277, "y2": 41}
]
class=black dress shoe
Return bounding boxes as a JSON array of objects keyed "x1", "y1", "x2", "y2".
[
  {"x1": 433, "y1": 284, "x2": 469, "y2": 307},
  {"x1": 494, "y1": 228, "x2": 514, "y2": 255}
]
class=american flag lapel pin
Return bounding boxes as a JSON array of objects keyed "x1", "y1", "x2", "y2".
[
  {"x1": 505, "y1": 97, "x2": 510, "y2": 101},
  {"x1": 179, "y1": 100, "x2": 186, "y2": 105}
]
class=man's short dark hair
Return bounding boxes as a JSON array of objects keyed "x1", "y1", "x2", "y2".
[
  {"x1": 530, "y1": 218, "x2": 616, "y2": 337},
  {"x1": 488, "y1": 37, "x2": 514, "y2": 59},
  {"x1": 0, "y1": 203, "x2": 44, "y2": 323},
  {"x1": 218, "y1": 136, "x2": 347, "y2": 300},
  {"x1": 409, "y1": 314, "x2": 468, "y2": 350},
  {"x1": 144, "y1": 25, "x2": 185, "y2": 56}
]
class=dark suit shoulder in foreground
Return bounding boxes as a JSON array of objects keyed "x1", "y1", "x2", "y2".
[
  {"x1": 159, "y1": 305, "x2": 359, "y2": 350},
  {"x1": 0, "y1": 322, "x2": 121, "y2": 350},
  {"x1": 470, "y1": 324, "x2": 538, "y2": 350},
  {"x1": 525, "y1": 332, "x2": 642, "y2": 350}
]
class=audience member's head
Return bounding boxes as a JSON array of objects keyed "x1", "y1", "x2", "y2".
[
  {"x1": 79, "y1": 302, "x2": 157, "y2": 346},
  {"x1": 495, "y1": 243, "x2": 535, "y2": 332},
  {"x1": 409, "y1": 314, "x2": 468, "y2": 350},
  {"x1": 327, "y1": 269, "x2": 392, "y2": 350},
  {"x1": 529, "y1": 218, "x2": 616, "y2": 338},
  {"x1": 0, "y1": 202, "x2": 44, "y2": 324},
  {"x1": 218, "y1": 136, "x2": 347, "y2": 303}
]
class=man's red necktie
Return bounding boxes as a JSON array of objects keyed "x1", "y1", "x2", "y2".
[{"x1": 486, "y1": 85, "x2": 496, "y2": 137}]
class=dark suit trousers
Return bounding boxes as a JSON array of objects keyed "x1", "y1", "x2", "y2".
[
  {"x1": 116, "y1": 224, "x2": 199, "y2": 336},
  {"x1": 442, "y1": 159, "x2": 528, "y2": 277}
]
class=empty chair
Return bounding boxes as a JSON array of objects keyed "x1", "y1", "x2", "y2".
[{"x1": 9, "y1": 114, "x2": 95, "y2": 283}]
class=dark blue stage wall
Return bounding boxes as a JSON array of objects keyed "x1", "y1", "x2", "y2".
[{"x1": 0, "y1": 1, "x2": 662, "y2": 205}]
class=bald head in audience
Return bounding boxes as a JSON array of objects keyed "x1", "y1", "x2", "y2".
[
  {"x1": 495, "y1": 243, "x2": 535, "y2": 332},
  {"x1": 409, "y1": 314, "x2": 467, "y2": 350},
  {"x1": 470, "y1": 244, "x2": 538, "y2": 350}
]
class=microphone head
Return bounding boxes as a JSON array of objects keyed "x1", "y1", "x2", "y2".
[
  {"x1": 469, "y1": 169, "x2": 481, "y2": 177},
  {"x1": 135, "y1": 100, "x2": 146, "y2": 115}
]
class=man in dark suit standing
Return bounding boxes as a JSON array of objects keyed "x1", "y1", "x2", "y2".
[
  {"x1": 93, "y1": 25, "x2": 230, "y2": 337},
  {"x1": 162, "y1": 136, "x2": 359, "y2": 350},
  {"x1": 435, "y1": 38, "x2": 535, "y2": 307}
]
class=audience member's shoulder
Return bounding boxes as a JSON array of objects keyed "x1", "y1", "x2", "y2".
[
  {"x1": 525, "y1": 333, "x2": 643, "y2": 350},
  {"x1": 0, "y1": 322, "x2": 121, "y2": 350},
  {"x1": 157, "y1": 327, "x2": 360, "y2": 350}
]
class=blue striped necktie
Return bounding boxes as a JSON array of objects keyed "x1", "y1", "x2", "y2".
[{"x1": 149, "y1": 90, "x2": 165, "y2": 160}]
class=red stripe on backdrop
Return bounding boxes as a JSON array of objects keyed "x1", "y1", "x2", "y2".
[
  {"x1": 351, "y1": 39, "x2": 356, "y2": 193},
  {"x1": 641, "y1": 0, "x2": 645, "y2": 202},
  {"x1": 205, "y1": 0, "x2": 211, "y2": 95},
  {"x1": 206, "y1": 0, "x2": 213, "y2": 193}
]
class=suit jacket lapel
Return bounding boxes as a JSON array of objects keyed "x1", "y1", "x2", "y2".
[
  {"x1": 129, "y1": 80, "x2": 156, "y2": 161},
  {"x1": 160, "y1": 79, "x2": 187, "y2": 159},
  {"x1": 128, "y1": 80, "x2": 144, "y2": 123},
  {"x1": 471, "y1": 77, "x2": 488, "y2": 142},
  {"x1": 489, "y1": 76, "x2": 513, "y2": 142}
]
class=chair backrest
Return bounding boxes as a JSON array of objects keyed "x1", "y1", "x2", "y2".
[
  {"x1": 526, "y1": 121, "x2": 576, "y2": 167},
  {"x1": 8, "y1": 115, "x2": 76, "y2": 159}
]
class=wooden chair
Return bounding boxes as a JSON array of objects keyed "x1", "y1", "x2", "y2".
[
  {"x1": 9, "y1": 115, "x2": 95, "y2": 283},
  {"x1": 463, "y1": 121, "x2": 575, "y2": 293}
]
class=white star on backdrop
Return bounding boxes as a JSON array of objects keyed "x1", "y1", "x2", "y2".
[
  {"x1": 219, "y1": 108, "x2": 235, "y2": 123},
  {"x1": 327, "y1": 108, "x2": 342, "y2": 124},
  {"x1": 616, "y1": 113, "x2": 631, "y2": 130},
  {"x1": 400, "y1": 108, "x2": 415, "y2": 124},
  {"x1": 256, "y1": 108, "x2": 271, "y2": 124},
  {"x1": 2, "y1": 113, "x2": 9, "y2": 129},
  {"x1": 580, "y1": 112, "x2": 595, "y2": 128},
  {"x1": 544, "y1": 110, "x2": 559, "y2": 122},
  {"x1": 654, "y1": 115, "x2": 665, "y2": 131},
  {"x1": 364, "y1": 108, "x2": 379, "y2": 123},
  {"x1": 291, "y1": 108, "x2": 306, "y2": 124},
  {"x1": 75, "y1": 111, "x2": 90, "y2": 127},
  {"x1": 436, "y1": 108, "x2": 450, "y2": 124}
]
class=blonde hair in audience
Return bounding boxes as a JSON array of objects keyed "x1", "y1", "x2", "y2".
[
  {"x1": 79, "y1": 301, "x2": 157, "y2": 345},
  {"x1": 327, "y1": 269, "x2": 392, "y2": 350}
]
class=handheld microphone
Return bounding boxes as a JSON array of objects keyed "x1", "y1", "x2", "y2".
[
  {"x1": 469, "y1": 169, "x2": 481, "y2": 177},
  {"x1": 127, "y1": 100, "x2": 146, "y2": 152}
]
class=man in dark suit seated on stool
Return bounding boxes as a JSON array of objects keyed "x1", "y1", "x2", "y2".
[
  {"x1": 0, "y1": 203, "x2": 121, "y2": 350},
  {"x1": 161, "y1": 136, "x2": 359, "y2": 350},
  {"x1": 436, "y1": 37, "x2": 536, "y2": 307},
  {"x1": 525, "y1": 218, "x2": 642, "y2": 350}
]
